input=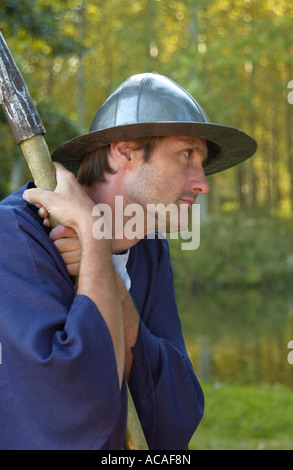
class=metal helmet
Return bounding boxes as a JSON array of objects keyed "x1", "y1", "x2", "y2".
[{"x1": 52, "y1": 73, "x2": 257, "y2": 175}]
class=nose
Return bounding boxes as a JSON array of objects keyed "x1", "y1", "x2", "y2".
[{"x1": 189, "y1": 166, "x2": 210, "y2": 195}]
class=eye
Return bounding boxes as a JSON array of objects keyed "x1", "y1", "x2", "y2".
[{"x1": 182, "y1": 149, "x2": 192, "y2": 159}]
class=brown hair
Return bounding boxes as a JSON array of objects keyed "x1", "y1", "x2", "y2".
[{"x1": 78, "y1": 136, "x2": 162, "y2": 187}]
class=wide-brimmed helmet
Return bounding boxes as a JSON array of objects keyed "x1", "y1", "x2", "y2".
[{"x1": 52, "y1": 73, "x2": 257, "y2": 175}]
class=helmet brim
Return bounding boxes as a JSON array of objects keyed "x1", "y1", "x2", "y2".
[{"x1": 52, "y1": 121, "x2": 257, "y2": 177}]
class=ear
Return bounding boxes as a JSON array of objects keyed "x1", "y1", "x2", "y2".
[{"x1": 109, "y1": 142, "x2": 132, "y2": 171}]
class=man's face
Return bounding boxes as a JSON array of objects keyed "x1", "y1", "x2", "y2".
[{"x1": 126, "y1": 135, "x2": 210, "y2": 234}]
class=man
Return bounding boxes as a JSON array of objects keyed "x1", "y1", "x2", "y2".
[{"x1": 0, "y1": 73, "x2": 257, "y2": 449}]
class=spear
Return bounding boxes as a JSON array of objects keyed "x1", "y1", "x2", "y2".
[
  {"x1": 0, "y1": 33, "x2": 56, "y2": 215},
  {"x1": 0, "y1": 31, "x2": 148, "y2": 451}
]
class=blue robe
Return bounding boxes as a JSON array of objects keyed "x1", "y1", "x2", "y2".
[{"x1": 0, "y1": 184, "x2": 204, "y2": 450}]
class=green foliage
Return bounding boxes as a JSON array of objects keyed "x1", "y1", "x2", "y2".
[
  {"x1": 190, "y1": 381, "x2": 293, "y2": 450},
  {"x1": 0, "y1": 100, "x2": 80, "y2": 199},
  {"x1": 1, "y1": 0, "x2": 52, "y2": 38},
  {"x1": 37, "y1": 100, "x2": 81, "y2": 153},
  {"x1": 0, "y1": 0, "x2": 293, "y2": 215},
  {"x1": 169, "y1": 214, "x2": 293, "y2": 291},
  {"x1": 0, "y1": 0, "x2": 80, "y2": 54}
]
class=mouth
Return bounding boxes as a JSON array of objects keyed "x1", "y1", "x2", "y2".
[{"x1": 179, "y1": 198, "x2": 195, "y2": 210}]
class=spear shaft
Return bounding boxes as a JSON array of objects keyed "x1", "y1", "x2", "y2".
[
  {"x1": 0, "y1": 31, "x2": 148, "y2": 450},
  {"x1": 0, "y1": 33, "x2": 56, "y2": 196}
]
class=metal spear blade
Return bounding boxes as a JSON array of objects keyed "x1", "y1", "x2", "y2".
[{"x1": 0, "y1": 31, "x2": 46, "y2": 144}]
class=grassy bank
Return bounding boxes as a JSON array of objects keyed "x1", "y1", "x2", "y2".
[
  {"x1": 190, "y1": 381, "x2": 293, "y2": 450},
  {"x1": 168, "y1": 215, "x2": 293, "y2": 450}
]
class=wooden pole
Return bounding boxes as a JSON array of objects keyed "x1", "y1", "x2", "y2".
[
  {"x1": 125, "y1": 384, "x2": 148, "y2": 450},
  {"x1": 0, "y1": 31, "x2": 148, "y2": 451},
  {"x1": 20, "y1": 135, "x2": 58, "y2": 227}
]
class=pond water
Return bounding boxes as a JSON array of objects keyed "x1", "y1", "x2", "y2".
[{"x1": 178, "y1": 288, "x2": 293, "y2": 389}]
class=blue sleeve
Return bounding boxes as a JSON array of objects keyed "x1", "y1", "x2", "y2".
[
  {"x1": 128, "y1": 238, "x2": 204, "y2": 450},
  {"x1": 0, "y1": 206, "x2": 127, "y2": 449}
]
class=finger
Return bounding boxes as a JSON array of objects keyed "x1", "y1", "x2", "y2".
[
  {"x1": 60, "y1": 248, "x2": 81, "y2": 265},
  {"x1": 43, "y1": 217, "x2": 51, "y2": 228},
  {"x1": 66, "y1": 262, "x2": 80, "y2": 277},
  {"x1": 49, "y1": 224, "x2": 78, "y2": 242},
  {"x1": 54, "y1": 238, "x2": 81, "y2": 255},
  {"x1": 54, "y1": 161, "x2": 70, "y2": 173},
  {"x1": 54, "y1": 162, "x2": 77, "y2": 190},
  {"x1": 38, "y1": 206, "x2": 49, "y2": 220},
  {"x1": 38, "y1": 205, "x2": 51, "y2": 228}
]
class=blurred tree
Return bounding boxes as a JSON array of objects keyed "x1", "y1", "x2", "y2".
[
  {"x1": 168, "y1": 0, "x2": 293, "y2": 216},
  {"x1": 0, "y1": 0, "x2": 82, "y2": 196},
  {"x1": 0, "y1": 0, "x2": 292, "y2": 216}
]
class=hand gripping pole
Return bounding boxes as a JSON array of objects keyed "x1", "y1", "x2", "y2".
[{"x1": 0, "y1": 31, "x2": 148, "y2": 450}]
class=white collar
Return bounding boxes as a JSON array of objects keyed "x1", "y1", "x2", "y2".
[{"x1": 112, "y1": 250, "x2": 131, "y2": 291}]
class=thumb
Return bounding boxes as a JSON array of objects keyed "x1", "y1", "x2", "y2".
[
  {"x1": 23, "y1": 188, "x2": 59, "y2": 228},
  {"x1": 23, "y1": 187, "x2": 50, "y2": 206}
]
